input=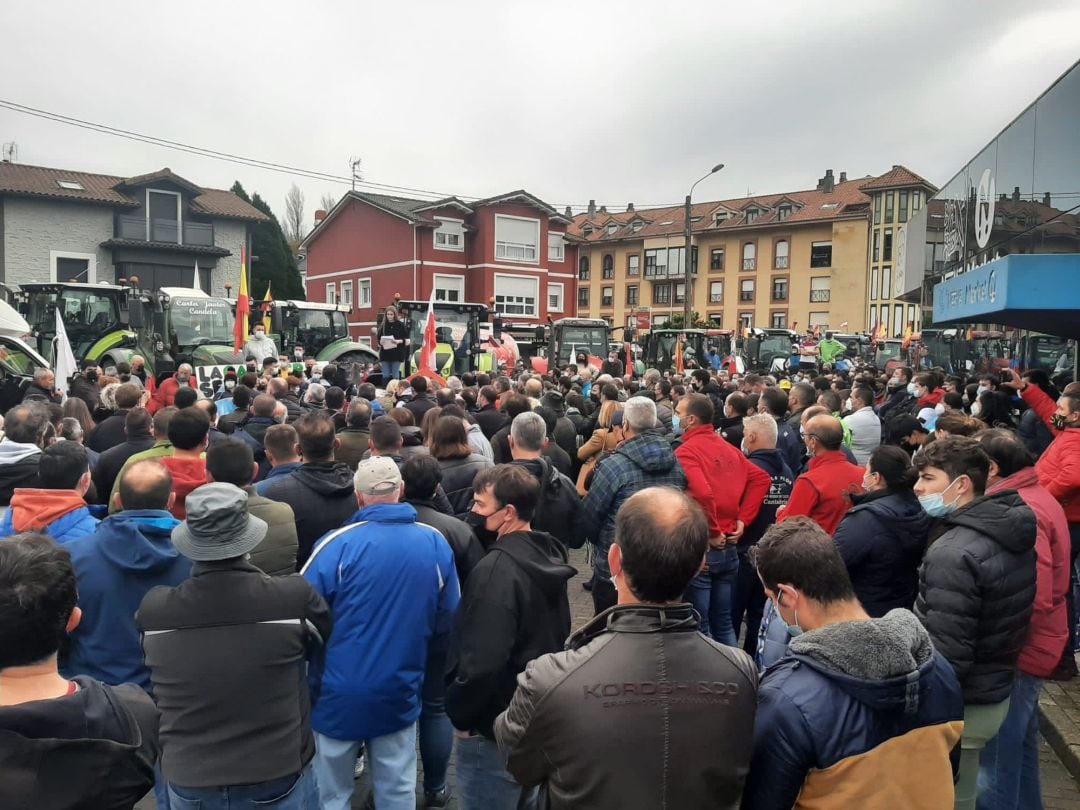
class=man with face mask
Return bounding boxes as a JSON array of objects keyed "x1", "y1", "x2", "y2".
[
  {"x1": 446, "y1": 465, "x2": 575, "y2": 810},
  {"x1": 743, "y1": 517, "x2": 964, "y2": 810},
  {"x1": 242, "y1": 323, "x2": 278, "y2": 364},
  {"x1": 913, "y1": 436, "x2": 1037, "y2": 810},
  {"x1": 150, "y1": 363, "x2": 196, "y2": 413},
  {"x1": 674, "y1": 393, "x2": 771, "y2": 646}
]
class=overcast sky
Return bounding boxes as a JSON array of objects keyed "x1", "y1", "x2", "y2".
[{"x1": 2, "y1": 0, "x2": 1079, "y2": 227}]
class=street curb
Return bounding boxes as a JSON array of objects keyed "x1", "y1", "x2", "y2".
[{"x1": 1040, "y1": 679, "x2": 1080, "y2": 784}]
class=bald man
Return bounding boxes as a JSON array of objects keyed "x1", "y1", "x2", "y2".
[
  {"x1": 495, "y1": 487, "x2": 758, "y2": 808},
  {"x1": 776, "y1": 414, "x2": 865, "y2": 536}
]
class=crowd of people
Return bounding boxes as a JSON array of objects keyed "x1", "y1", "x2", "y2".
[{"x1": 0, "y1": 330, "x2": 1077, "y2": 810}]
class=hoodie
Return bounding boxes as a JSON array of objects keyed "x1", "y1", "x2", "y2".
[
  {"x1": 0, "y1": 440, "x2": 41, "y2": 506},
  {"x1": 743, "y1": 449, "x2": 795, "y2": 548},
  {"x1": 0, "y1": 676, "x2": 159, "y2": 810},
  {"x1": 260, "y1": 461, "x2": 358, "y2": 565},
  {"x1": 0, "y1": 489, "x2": 98, "y2": 543},
  {"x1": 158, "y1": 456, "x2": 207, "y2": 520},
  {"x1": 62, "y1": 510, "x2": 190, "y2": 690},
  {"x1": 833, "y1": 489, "x2": 930, "y2": 617},
  {"x1": 915, "y1": 490, "x2": 1037, "y2": 703},
  {"x1": 743, "y1": 610, "x2": 964, "y2": 810},
  {"x1": 446, "y1": 530, "x2": 576, "y2": 739},
  {"x1": 580, "y1": 431, "x2": 687, "y2": 577}
]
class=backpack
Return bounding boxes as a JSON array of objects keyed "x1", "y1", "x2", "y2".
[{"x1": 531, "y1": 457, "x2": 584, "y2": 549}]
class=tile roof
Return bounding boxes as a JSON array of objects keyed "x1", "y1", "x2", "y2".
[
  {"x1": 858, "y1": 165, "x2": 938, "y2": 193},
  {"x1": 569, "y1": 167, "x2": 935, "y2": 243},
  {"x1": 0, "y1": 162, "x2": 269, "y2": 222}
]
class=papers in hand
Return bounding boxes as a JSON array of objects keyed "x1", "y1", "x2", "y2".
[{"x1": 380, "y1": 335, "x2": 399, "y2": 349}]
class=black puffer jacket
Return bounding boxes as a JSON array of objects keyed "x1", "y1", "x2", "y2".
[
  {"x1": 914, "y1": 490, "x2": 1037, "y2": 704},
  {"x1": 259, "y1": 462, "x2": 358, "y2": 566},
  {"x1": 834, "y1": 489, "x2": 930, "y2": 618},
  {"x1": 437, "y1": 454, "x2": 491, "y2": 518}
]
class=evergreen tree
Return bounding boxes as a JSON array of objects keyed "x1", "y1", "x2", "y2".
[{"x1": 231, "y1": 181, "x2": 305, "y2": 300}]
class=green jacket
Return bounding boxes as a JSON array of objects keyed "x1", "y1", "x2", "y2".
[
  {"x1": 108, "y1": 441, "x2": 174, "y2": 513},
  {"x1": 819, "y1": 338, "x2": 845, "y2": 365}
]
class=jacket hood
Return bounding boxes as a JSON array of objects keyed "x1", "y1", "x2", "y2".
[
  {"x1": 401, "y1": 425, "x2": 425, "y2": 447},
  {"x1": 0, "y1": 440, "x2": 41, "y2": 466},
  {"x1": 159, "y1": 457, "x2": 208, "y2": 490},
  {"x1": 617, "y1": 431, "x2": 679, "y2": 474},
  {"x1": 495, "y1": 530, "x2": 576, "y2": 600},
  {"x1": 849, "y1": 490, "x2": 930, "y2": 553},
  {"x1": 0, "y1": 676, "x2": 149, "y2": 797},
  {"x1": 987, "y1": 465, "x2": 1041, "y2": 495},
  {"x1": 747, "y1": 449, "x2": 790, "y2": 477},
  {"x1": 789, "y1": 609, "x2": 936, "y2": 713},
  {"x1": 8, "y1": 489, "x2": 88, "y2": 533},
  {"x1": 96, "y1": 510, "x2": 183, "y2": 572},
  {"x1": 943, "y1": 489, "x2": 1036, "y2": 554},
  {"x1": 293, "y1": 462, "x2": 357, "y2": 496}
]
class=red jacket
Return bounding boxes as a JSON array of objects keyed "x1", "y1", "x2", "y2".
[
  {"x1": 149, "y1": 377, "x2": 180, "y2": 415},
  {"x1": 675, "y1": 425, "x2": 771, "y2": 538},
  {"x1": 159, "y1": 456, "x2": 207, "y2": 519},
  {"x1": 777, "y1": 450, "x2": 865, "y2": 536},
  {"x1": 1022, "y1": 385, "x2": 1080, "y2": 523},
  {"x1": 917, "y1": 388, "x2": 945, "y2": 408},
  {"x1": 988, "y1": 466, "x2": 1070, "y2": 677}
]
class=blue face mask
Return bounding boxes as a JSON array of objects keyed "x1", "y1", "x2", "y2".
[
  {"x1": 918, "y1": 477, "x2": 963, "y2": 517},
  {"x1": 672, "y1": 414, "x2": 684, "y2": 436}
]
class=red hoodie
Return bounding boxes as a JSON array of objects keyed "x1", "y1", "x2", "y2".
[
  {"x1": 675, "y1": 425, "x2": 771, "y2": 538},
  {"x1": 777, "y1": 450, "x2": 865, "y2": 536},
  {"x1": 988, "y1": 466, "x2": 1071, "y2": 677},
  {"x1": 1022, "y1": 384, "x2": 1080, "y2": 524},
  {"x1": 159, "y1": 456, "x2": 207, "y2": 519},
  {"x1": 917, "y1": 388, "x2": 945, "y2": 408}
]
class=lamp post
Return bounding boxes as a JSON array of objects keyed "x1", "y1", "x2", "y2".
[{"x1": 684, "y1": 163, "x2": 724, "y2": 327}]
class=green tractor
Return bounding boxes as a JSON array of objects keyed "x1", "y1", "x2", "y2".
[
  {"x1": 375, "y1": 300, "x2": 493, "y2": 383},
  {"x1": 640, "y1": 329, "x2": 707, "y2": 372},
  {"x1": 21, "y1": 282, "x2": 135, "y2": 370},
  {"x1": 257, "y1": 300, "x2": 377, "y2": 367}
]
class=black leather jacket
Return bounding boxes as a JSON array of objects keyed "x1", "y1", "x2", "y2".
[{"x1": 494, "y1": 604, "x2": 759, "y2": 810}]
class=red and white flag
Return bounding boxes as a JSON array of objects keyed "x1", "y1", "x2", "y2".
[{"x1": 418, "y1": 286, "x2": 438, "y2": 374}]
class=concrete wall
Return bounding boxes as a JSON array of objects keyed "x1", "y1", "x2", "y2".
[{"x1": 1, "y1": 197, "x2": 113, "y2": 286}]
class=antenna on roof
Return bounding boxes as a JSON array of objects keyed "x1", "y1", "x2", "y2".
[
  {"x1": 349, "y1": 157, "x2": 363, "y2": 192},
  {"x1": 1, "y1": 142, "x2": 16, "y2": 163}
]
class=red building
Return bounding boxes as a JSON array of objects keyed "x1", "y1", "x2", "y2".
[{"x1": 300, "y1": 189, "x2": 578, "y2": 343}]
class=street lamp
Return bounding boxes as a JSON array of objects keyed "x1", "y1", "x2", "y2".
[{"x1": 684, "y1": 163, "x2": 724, "y2": 326}]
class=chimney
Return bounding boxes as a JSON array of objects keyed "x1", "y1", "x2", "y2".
[
  {"x1": 599, "y1": 205, "x2": 607, "y2": 214},
  {"x1": 626, "y1": 203, "x2": 635, "y2": 212},
  {"x1": 564, "y1": 206, "x2": 573, "y2": 217},
  {"x1": 839, "y1": 171, "x2": 847, "y2": 183},
  {"x1": 1043, "y1": 191, "x2": 1052, "y2": 206},
  {"x1": 587, "y1": 199, "x2": 596, "y2": 218},
  {"x1": 819, "y1": 169, "x2": 835, "y2": 194},
  {"x1": 314, "y1": 209, "x2": 327, "y2": 223},
  {"x1": 1012, "y1": 186, "x2": 1021, "y2": 203}
]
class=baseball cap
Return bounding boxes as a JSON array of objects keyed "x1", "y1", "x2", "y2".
[{"x1": 354, "y1": 456, "x2": 402, "y2": 496}]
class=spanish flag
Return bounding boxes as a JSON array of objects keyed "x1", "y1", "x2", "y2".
[
  {"x1": 902, "y1": 322, "x2": 914, "y2": 350},
  {"x1": 261, "y1": 281, "x2": 273, "y2": 330},
  {"x1": 233, "y1": 246, "x2": 250, "y2": 353},
  {"x1": 674, "y1": 337, "x2": 685, "y2": 373}
]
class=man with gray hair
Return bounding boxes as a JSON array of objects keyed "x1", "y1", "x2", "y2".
[
  {"x1": 23, "y1": 367, "x2": 60, "y2": 404},
  {"x1": 302, "y1": 456, "x2": 459, "y2": 809},
  {"x1": 580, "y1": 396, "x2": 687, "y2": 613},
  {"x1": 508, "y1": 411, "x2": 583, "y2": 550},
  {"x1": 0, "y1": 402, "x2": 49, "y2": 507}
]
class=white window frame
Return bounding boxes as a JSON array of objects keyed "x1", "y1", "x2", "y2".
[
  {"x1": 548, "y1": 282, "x2": 564, "y2": 313},
  {"x1": 493, "y1": 272, "x2": 540, "y2": 317},
  {"x1": 433, "y1": 217, "x2": 465, "y2": 252},
  {"x1": 433, "y1": 273, "x2": 465, "y2": 303},
  {"x1": 547, "y1": 233, "x2": 565, "y2": 262},
  {"x1": 494, "y1": 215, "x2": 541, "y2": 264},
  {"x1": 325, "y1": 283, "x2": 336, "y2": 305},
  {"x1": 358, "y1": 278, "x2": 372, "y2": 308},
  {"x1": 146, "y1": 188, "x2": 183, "y2": 244},
  {"x1": 709, "y1": 280, "x2": 723, "y2": 303},
  {"x1": 57, "y1": 179, "x2": 84, "y2": 191},
  {"x1": 50, "y1": 250, "x2": 97, "y2": 283},
  {"x1": 740, "y1": 312, "x2": 754, "y2": 330},
  {"x1": 339, "y1": 280, "x2": 354, "y2": 308}
]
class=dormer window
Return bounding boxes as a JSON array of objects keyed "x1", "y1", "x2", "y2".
[
  {"x1": 606, "y1": 222, "x2": 618, "y2": 235},
  {"x1": 583, "y1": 225, "x2": 594, "y2": 236},
  {"x1": 631, "y1": 220, "x2": 644, "y2": 233},
  {"x1": 714, "y1": 212, "x2": 728, "y2": 226},
  {"x1": 777, "y1": 205, "x2": 792, "y2": 221},
  {"x1": 745, "y1": 209, "x2": 760, "y2": 224}
]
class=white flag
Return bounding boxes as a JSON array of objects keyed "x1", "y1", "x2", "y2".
[
  {"x1": 53, "y1": 306, "x2": 78, "y2": 398},
  {"x1": 194, "y1": 259, "x2": 203, "y2": 293}
]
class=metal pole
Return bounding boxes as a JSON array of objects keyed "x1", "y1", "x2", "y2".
[{"x1": 684, "y1": 194, "x2": 693, "y2": 327}]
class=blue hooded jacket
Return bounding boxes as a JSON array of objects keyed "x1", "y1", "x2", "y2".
[
  {"x1": 62, "y1": 510, "x2": 191, "y2": 691},
  {"x1": 301, "y1": 502, "x2": 460, "y2": 741}
]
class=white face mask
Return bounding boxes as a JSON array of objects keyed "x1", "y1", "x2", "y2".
[
  {"x1": 971, "y1": 401, "x2": 982, "y2": 418},
  {"x1": 254, "y1": 331, "x2": 265, "y2": 339},
  {"x1": 224, "y1": 380, "x2": 236, "y2": 390},
  {"x1": 844, "y1": 398, "x2": 853, "y2": 412}
]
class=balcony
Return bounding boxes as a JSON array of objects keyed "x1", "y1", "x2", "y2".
[
  {"x1": 743, "y1": 258, "x2": 756, "y2": 271},
  {"x1": 710, "y1": 294, "x2": 723, "y2": 303},
  {"x1": 772, "y1": 291, "x2": 788, "y2": 302},
  {"x1": 774, "y1": 256, "x2": 790, "y2": 269},
  {"x1": 810, "y1": 289, "x2": 831, "y2": 303},
  {"x1": 601, "y1": 297, "x2": 614, "y2": 308},
  {"x1": 739, "y1": 291, "x2": 754, "y2": 302},
  {"x1": 116, "y1": 215, "x2": 215, "y2": 247}
]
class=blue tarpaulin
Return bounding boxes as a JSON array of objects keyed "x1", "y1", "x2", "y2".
[{"x1": 932, "y1": 254, "x2": 1080, "y2": 338}]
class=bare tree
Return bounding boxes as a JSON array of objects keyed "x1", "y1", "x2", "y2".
[
  {"x1": 319, "y1": 192, "x2": 337, "y2": 212},
  {"x1": 283, "y1": 183, "x2": 306, "y2": 243}
]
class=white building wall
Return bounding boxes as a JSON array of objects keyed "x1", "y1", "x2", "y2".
[{"x1": 1, "y1": 197, "x2": 113, "y2": 286}]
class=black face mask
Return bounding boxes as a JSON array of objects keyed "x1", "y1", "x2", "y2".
[
  {"x1": 464, "y1": 510, "x2": 499, "y2": 549},
  {"x1": 85, "y1": 371, "x2": 99, "y2": 383}
]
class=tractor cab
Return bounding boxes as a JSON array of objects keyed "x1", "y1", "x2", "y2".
[
  {"x1": 19, "y1": 282, "x2": 128, "y2": 364},
  {"x1": 745, "y1": 328, "x2": 798, "y2": 373},
  {"x1": 388, "y1": 300, "x2": 490, "y2": 378},
  {"x1": 641, "y1": 329, "x2": 707, "y2": 372}
]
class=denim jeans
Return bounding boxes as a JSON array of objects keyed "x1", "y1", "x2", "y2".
[
  {"x1": 154, "y1": 764, "x2": 170, "y2": 809},
  {"x1": 166, "y1": 763, "x2": 318, "y2": 809},
  {"x1": 380, "y1": 360, "x2": 402, "y2": 382},
  {"x1": 419, "y1": 649, "x2": 453, "y2": 795},
  {"x1": 313, "y1": 726, "x2": 416, "y2": 810},
  {"x1": 455, "y1": 734, "x2": 534, "y2": 810},
  {"x1": 956, "y1": 699, "x2": 1011, "y2": 810},
  {"x1": 977, "y1": 673, "x2": 1044, "y2": 810},
  {"x1": 731, "y1": 547, "x2": 766, "y2": 654},
  {"x1": 684, "y1": 546, "x2": 739, "y2": 646}
]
